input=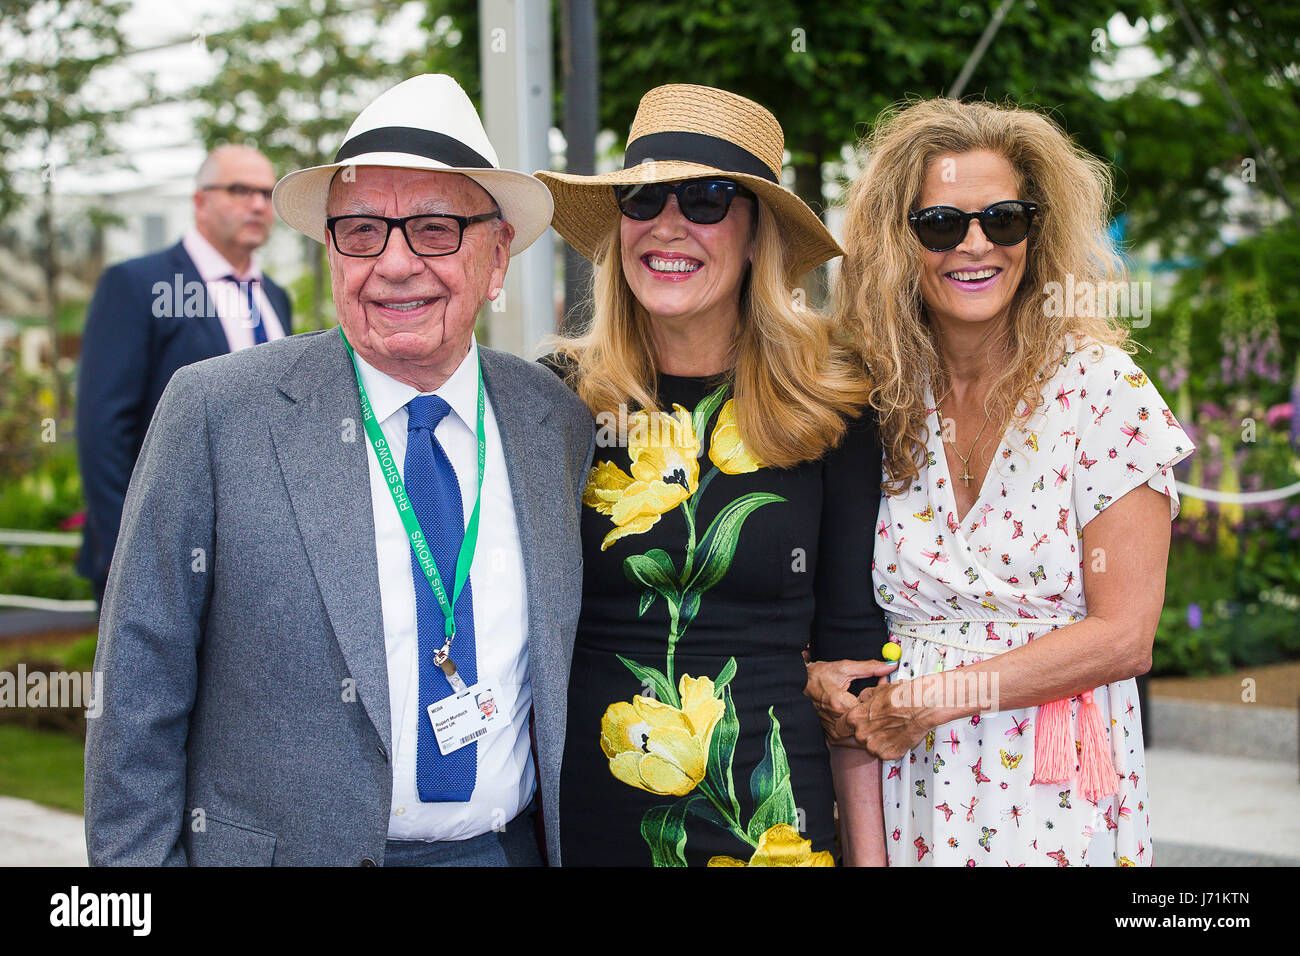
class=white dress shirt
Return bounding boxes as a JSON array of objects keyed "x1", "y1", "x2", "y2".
[
  {"x1": 352, "y1": 337, "x2": 533, "y2": 842},
  {"x1": 182, "y1": 228, "x2": 286, "y2": 350}
]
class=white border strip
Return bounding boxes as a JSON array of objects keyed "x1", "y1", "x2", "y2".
[
  {"x1": 0, "y1": 594, "x2": 97, "y2": 612},
  {"x1": 1175, "y1": 480, "x2": 1300, "y2": 504},
  {"x1": 0, "y1": 530, "x2": 82, "y2": 547}
]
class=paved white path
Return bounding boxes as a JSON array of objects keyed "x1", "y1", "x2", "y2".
[
  {"x1": 0, "y1": 747, "x2": 1294, "y2": 866},
  {"x1": 0, "y1": 796, "x2": 86, "y2": 866},
  {"x1": 1146, "y1": 748, "x2": 1300, "y2": 864}
]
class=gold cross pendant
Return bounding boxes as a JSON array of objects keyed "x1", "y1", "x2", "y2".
[{"x1": 961, "y1": 468, "x2": 973, "y2": 486}]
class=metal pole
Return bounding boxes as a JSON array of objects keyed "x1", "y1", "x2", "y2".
[
  {"x1": 479, "y1": 0, "x2": 555, "y2": 355},
  {"x1": 561, "y1": 0, "x2": 597, "y2": 335},
  {"x1": 947, "y1": 0, "x2": 1017, "y2": 100}
]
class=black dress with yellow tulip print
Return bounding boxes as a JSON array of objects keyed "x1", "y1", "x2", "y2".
[{"x1": 558, "y1": 372, "x2": 888, "y2": 866}]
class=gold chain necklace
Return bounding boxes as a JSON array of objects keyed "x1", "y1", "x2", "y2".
[{"x1": 934, "y1": 390, "x2": 993, "y2": 487}]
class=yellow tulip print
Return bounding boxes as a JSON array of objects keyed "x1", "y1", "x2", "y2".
[
  {"x1": 708, "y1": 399, "x2": 762, "y2": 474},
  {"x1": 587, "y1": 383, "x2": 819, "y2": 865},
  {"x1": 600, "y1": 675, "x2": 725, "y2": 796},
  {"x1": 707, "y1": 824, "x2": 834, "y2": 867},
  {"x1": 582, "y1": 404, "x2": 700, "y2": 550}
]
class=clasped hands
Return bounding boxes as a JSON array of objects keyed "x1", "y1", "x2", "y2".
[{"x1": 803, "y1": 658, "x2": 934, "y2": 761}]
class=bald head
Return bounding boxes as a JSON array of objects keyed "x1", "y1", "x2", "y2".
[
  {"x1": 196, "y1": 144, "x2": 273, "y2": 189},
  {"x1": 193, "y1": 145, "x2": 276, "y2": 272}
]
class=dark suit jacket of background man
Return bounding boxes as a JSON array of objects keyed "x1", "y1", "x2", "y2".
[{"x1": 76, "y1": 240, "x2": 293, "y2": 599}]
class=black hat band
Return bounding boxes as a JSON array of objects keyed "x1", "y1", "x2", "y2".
[
  {"x1": 623, "y1": 131, "x2": 779, "y2": 184},
  {"x1": 334, "y1": 126, "x2": 494, "y2": 169}
]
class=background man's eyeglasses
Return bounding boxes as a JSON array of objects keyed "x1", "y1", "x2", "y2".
[
  {"x1": 614, "y1": 179, "x2": 754, "y2": 225},
  {"x1": 201, "y1": 183, "x2": 275, "y2": 202},
  {"x1": 908, "y1": 200, "x2": 1039, "y2": 252},
  {"x1": 326, "y1": 212, "x2": 501, "y2": 258}
]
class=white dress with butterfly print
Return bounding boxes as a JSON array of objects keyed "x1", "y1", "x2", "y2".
[{"x1": 873, "y1": 335, "x2": 1195, "y2": 867}]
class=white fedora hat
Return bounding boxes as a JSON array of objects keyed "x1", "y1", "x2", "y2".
[{"x1": 272, "y1": 74, "x2": 553, "y2": 257}]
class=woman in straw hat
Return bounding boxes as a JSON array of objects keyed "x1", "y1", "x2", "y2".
[
  {"x1": 536, "y1": 84, "x2": 896, "y2": 867},
  {"x1": 809, "y1": 98, "x2": 1195, "y2": 866}
]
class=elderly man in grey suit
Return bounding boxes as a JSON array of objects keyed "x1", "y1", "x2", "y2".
[{"x1": 84, "y1": 74, "x2": 594, "y2": 866}]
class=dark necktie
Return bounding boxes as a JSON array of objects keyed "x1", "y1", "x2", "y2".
[
  {"x1": 405, "y1": 394, "x2": 478, "y2": 802},
  {"x1": 219, "y1": 274, "x2": 268, "y2": 344}
]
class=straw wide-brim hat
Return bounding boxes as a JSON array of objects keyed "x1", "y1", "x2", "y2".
[
  {"x1": 535, "y1": 84, "x2": 842, "y2": 279},
  {"x1": 273, "y1": 74, "x2": 553, "y2": 257}
]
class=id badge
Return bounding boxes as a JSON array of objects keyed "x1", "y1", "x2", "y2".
[{"x1": 426, "y1": 682, "x2": 506, "y2": 756}]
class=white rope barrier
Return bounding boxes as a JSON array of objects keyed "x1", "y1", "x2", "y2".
[
  {"x1": 0, "y1": 529, "x2": 82, "y2": 547},
  {"x1": 0, "y1": 531, "x2": 94, "y2": 613},
  {"x1": 0, "y1": 594, "x2": 97, "y2": 612},
  {"x1": 1175, "y1": 480, "x2": 1300, "y2": 505}
]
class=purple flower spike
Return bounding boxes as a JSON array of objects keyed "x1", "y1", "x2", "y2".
[{"x1": 1187, "y1": 603, "x2": 1203, "y2": 629}]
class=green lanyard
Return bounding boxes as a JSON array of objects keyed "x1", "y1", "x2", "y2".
[{"x1": 339, "y1": 327, "x2": 486, "y2": 671}]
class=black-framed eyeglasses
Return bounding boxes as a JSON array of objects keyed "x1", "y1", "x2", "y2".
[
  {"x1": 325, "y1": 212, "x2": 501, "y2": 258},
  {"x1": 907, "y1": 200, "x2": 1039, "y2": 252},
  {"x1": 614, "y1": 179, "x2": 754, "y2": 225},
  {"x1": 201, "y1": 183, "x2": 275, "y2": 202}
]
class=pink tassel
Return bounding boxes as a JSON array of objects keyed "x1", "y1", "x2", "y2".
[
  {"x1": 1031, "y1": 697, "x2": 1074, "y2": 785},
  {"x1": 1076, "y1": 690, "x2": 1118, "y2": 802}
]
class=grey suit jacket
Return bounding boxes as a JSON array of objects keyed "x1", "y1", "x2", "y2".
[{"x1": 84, "y1": 328, "x2": 594, "y2": 866}]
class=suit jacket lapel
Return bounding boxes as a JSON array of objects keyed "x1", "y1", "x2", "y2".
[
  {"x1": 478, "y1": 349, "x2": 572, "y2": 723},
  {"x1": 269, "y1": 330, "x2": 391, "y2": 753},
  {"x1": 167, "y1": 242, "x2": 231, "y2": 356}
]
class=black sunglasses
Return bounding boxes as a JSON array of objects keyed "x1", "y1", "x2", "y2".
[
  {"x1": 614, "y1": 179, "x2": 754, "y2": 225},
  {"x1": 907, "y1": 200, "x2": 1038, "y2": 252}
]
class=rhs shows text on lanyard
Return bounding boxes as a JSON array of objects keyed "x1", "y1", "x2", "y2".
[{"x1": 339, "y1": 327, "x2": 485, "y2": 694}]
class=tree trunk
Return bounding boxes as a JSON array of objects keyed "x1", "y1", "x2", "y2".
[
  {"x1": 40, "y1": 156, "x2": 64, "y2": 416},
  {"x1": 792, "y1": 146, "x2": 829, "y2": 310}
]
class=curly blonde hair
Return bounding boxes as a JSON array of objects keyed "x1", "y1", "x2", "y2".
[
  {"x1": 834, "y1": 97, "x2": 1132, "y2": 494},
  {"x1": 549, "y1": 200, "x2": 870, "y2": 468}
]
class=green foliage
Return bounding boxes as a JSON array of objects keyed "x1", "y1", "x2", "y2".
[
  {"x1": 61, "y1": 634, "x2": 98, "y2": 673},
  {"x1": 0, "y1": 0, "x2": 139, "y2": 219},
  {"x1": 188, "y1": 0, "x2": 442, "y2": 326},
  {"x1": 0, "y1": 425, "x2": 86, "y2": 599},
  {"x1": 1154, "y1": 594, "x2": 1300, "y2": 677},
  {"x1": 0, "y1": 545, "x2": 91, "y2": 601},
  {"x1": 286, "y1": 256, "x2": 334, "y2": 332},
  {"x1": 1110, "y1": 2, "x2": 1300, "y2": 254},
  {"x1": 189, "y1": 1, "x2": 429, "y2": 175},
  {"x1": 591, "y1": 0, "x2": 1144, "y2": 178},
  {"x1": 0, "y1": 442, "x2": 83, "y2": 531},
  {"x1": 0, "y1": 346, "x2": 62, "y2": 486},
  {"x1": 0, "y1": 725, "x2": 85, "y2": 812},
  {"x1": 1145, "y1": 221, "x2": 1300, "y2": 407},
  {"x1": 426, "y1": 0, "x2": 1143, "y2": 208}
]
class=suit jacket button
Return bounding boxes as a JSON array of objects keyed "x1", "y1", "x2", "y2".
[{"x1": 360, "y1": 857, "x2": 377, "y2": 867}]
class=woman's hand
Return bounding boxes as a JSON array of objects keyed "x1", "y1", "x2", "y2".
[
  {"x1": 804, "y1": 659, "x2": 897, "y2": 745},
  {"x1": 835, "y1": 677, "x2": 934, "y2": 761}
]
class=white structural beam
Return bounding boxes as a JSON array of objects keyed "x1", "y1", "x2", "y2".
[{"x1": 478, "y1": 0, "x2": 556, "y2": 356}]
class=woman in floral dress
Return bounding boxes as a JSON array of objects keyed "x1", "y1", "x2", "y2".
[
  {"x1": 808, "y1": 99, "x2": 1195, "y2": 866},
  {"x1": 537, "y1": 84, "x2": 892, "y2": 866}
]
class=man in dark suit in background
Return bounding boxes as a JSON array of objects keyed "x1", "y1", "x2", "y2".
[{"x1": 76, "y1": 144, "x2": 293, "y2": 603}]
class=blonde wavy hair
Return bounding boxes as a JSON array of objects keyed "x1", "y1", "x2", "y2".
[
  {"x1": 834, "y1": 97, "x2": 1132, "y2": 495},
  {"x1": 549, "y1": 200, "x2": 870, "y2": 468}
]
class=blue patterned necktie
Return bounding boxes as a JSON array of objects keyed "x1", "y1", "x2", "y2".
[
  {"x1": 220, "y1": 275, "x2": 267, "y2": 344},
  {"x1": 406, "y1": 394, "x2": 478, "y2": 802}
]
